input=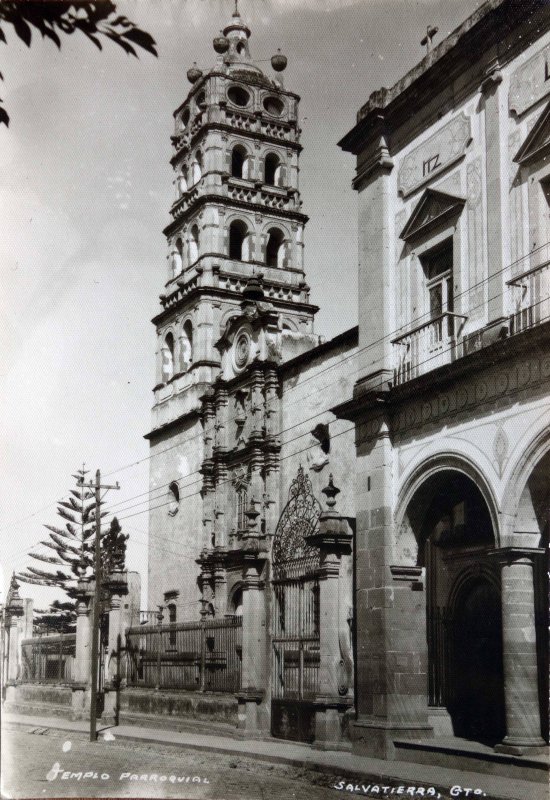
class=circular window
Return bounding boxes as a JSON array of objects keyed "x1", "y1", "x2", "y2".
[
  {"x1": 263, "y1": 96, "x2": 284, "y2": 116},
  {"x1": 234, "y1": 330, "x2": 251, "y2": 370},
  {"x1": 228, "y1": 85, "x2": 250, "y2": 107},
  {"x1": 179, "y1": 108, "x2": 190, "y2": 130}
]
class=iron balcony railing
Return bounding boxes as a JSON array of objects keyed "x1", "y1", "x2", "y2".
[
  {"x1": 393, "y1": 312, "x2": 467, "y2": 385},
  {"x1": 393, "y1": 243, "x2": 550, "y2": 386},
  {"x1": 507, "y1": 244, "x2": 550, "y2": 335}
]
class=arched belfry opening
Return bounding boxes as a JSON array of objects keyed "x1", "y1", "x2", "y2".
[
  {"x1": 231, "y1": 145, "x2": 248, "y2": 179},
  {"x1": 229, "y1": 219, "x2": 249, "y2": 261},
  {"x1": 266, "y1": 228, "x2": 285, "y2": 268},
  {"x1": 401, "y1": 468, "x2": 504, "y2": 744}
]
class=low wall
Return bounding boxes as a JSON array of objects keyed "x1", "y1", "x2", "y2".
[
  {"x1": 118, "y1": 687, "x2": 238, "y2": 730},
  {"x1": 3, "y1": 683, "x2": 75, "y2": 719}
]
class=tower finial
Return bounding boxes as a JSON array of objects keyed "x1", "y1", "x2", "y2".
[{"x1": 233, "y1": 0, "x2": 239, "y2": 17}]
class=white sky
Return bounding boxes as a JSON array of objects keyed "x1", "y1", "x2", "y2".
[{"x1": 0, "y1": 0, "x2": 482, "y2": 609}]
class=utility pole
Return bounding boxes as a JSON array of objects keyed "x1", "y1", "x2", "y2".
[{"x1": 82, "y1": 469, "x2": 119, "y2": 742}]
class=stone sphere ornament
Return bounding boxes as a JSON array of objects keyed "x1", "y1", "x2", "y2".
[
  {"x1": 271, "y1": 49, "x2": 287, "y2": 72},
  {"x1": 187, "y1": 63, "x2": 203, "y2": 83},
  {"x1": 213, "y1": 33, "x2": 230, "y2": 53}
]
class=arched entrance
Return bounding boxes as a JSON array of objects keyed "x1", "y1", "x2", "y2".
[
  {"x1": 270, "y1": 466, "x2": 321, "y2": 743},
  {"x1": 401, "y1": 467, "x2": 505, "y2": 744},
  {"x1": 449, "y1": 577, "x2": 505, "y2": 744}
]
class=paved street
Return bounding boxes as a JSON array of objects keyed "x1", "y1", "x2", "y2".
[{"x1": 1, "y1": 725, "x2": 340, "y2": 799}]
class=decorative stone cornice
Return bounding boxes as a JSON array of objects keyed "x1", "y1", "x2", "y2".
[{"x1": 488, "y1": 546, "x2": 545, "y2": 566}]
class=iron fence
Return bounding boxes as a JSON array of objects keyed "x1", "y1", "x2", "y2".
[
  {"x1": 20, "y1": 633, "x2": 76, "y2": 684},
  {"x1": 126, "y1": 616, "x2": 242, "y2": 693}
]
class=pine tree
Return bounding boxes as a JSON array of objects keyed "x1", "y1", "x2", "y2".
[
  {"x1": 16, "y1": 467, "x2": 125, "y2": 600},
  {"x1": 34, "y1": 600, "x2": 76, "y2": 633}
]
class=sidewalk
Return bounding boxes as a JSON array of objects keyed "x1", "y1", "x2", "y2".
[{"x1": 2, "y1": 711, "x2": 547, "y2": 800}]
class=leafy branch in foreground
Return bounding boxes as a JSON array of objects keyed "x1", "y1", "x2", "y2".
[{"x1": 0, "y1": 1, "x2": 157, "y2": 126}]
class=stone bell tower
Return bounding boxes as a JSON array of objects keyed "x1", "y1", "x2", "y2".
[
  {"x1": 150, "y1": 1, "x2": 317, "y2": 433},
  {"x1": 146, "y1": 3, "x2": 318, "y2": 615}
]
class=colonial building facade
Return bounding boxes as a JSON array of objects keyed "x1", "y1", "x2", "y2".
[
  {"x1": 146, "y1": 0, "x2": 549, "y2": 762},
  {"x1": 337, "y1": 0, "x2": 549, "y2": 761}
]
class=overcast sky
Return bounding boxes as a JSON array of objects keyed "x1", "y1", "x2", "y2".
[{"x1": 0, "y1": 0, "x2": 483, "y2": 608}]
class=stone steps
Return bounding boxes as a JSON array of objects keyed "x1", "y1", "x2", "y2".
[{"x1": 393, "y1": 737, "x2": 549, "y2": 784}]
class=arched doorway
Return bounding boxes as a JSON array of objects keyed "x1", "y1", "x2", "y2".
[
  {"x1": 449, "y1": 577, "x2": 505, "y2": 744},
  {"x1": 402, "y1": 467, "x2": 505, "y2": 744}
]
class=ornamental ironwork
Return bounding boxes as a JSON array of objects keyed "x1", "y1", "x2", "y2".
[{"x1": 272, "y1": 465, "x2": 321, "y2": 577}]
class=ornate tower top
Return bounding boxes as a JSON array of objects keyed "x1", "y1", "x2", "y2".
[{"x1": 148, "y1": 3, "x2": 318, "y2": 433}]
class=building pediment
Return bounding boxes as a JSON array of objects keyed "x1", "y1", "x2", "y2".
[
  {"x1": 400, "y1": 188, "x2": 466, "y2": 242},
  {"x1": 514, "y1": 100, "x2": 550, "y2": 165}
]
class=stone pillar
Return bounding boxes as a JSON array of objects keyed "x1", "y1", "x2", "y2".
[
  {"x1": 306, "y1": 476, "x2": 354, "y2": 749},
  {"x1": 7, "y1": 615, "x2": 21, "y2": 683},
  {"x1": 235, "y1": 503, "x2": 268, "y2": 738},
  {"x1": 481, "y1": 59, "x2": 507, "y2": 326},
  {"x1": 350, "y1": 413, "x2": 432, "y2": 759},
  {"x1": 492, "y1": 547, "x2": 546, "y2": 754},
  {"x1": 71, "y1": 581, "x2": 93, "y2": 718}
]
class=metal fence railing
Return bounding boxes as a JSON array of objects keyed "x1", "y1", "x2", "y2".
[
  {"x1": 20, "y1": 633, "x2": 76, "y2": 684},
  {"x1": 125, "y1": 616, "x2": 242, "y2": 693}
]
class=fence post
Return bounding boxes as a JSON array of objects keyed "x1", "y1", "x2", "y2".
[
  {"x1": 200, "y1": 619, "x2": 206, "y2": 692},
  {"x1": 155, "y1": 606, "x2": 164, "y2": 691},
  {"x1": 305, "y1": 475, "x2": 354, "y2": 749},
  {"x1": 58, "y1": 633, "x2": 63, "y2": 682}
]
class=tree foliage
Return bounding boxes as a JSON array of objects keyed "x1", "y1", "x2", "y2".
[
  {"x1": 34, "y1": 599, "x2": 76, "y2": 633},
  {"x1": 16, "y1": 467, "x2": 129, "y2": 603},
  {"x1": 0, "y1": 1, "x2": 157, "y2": 126}
]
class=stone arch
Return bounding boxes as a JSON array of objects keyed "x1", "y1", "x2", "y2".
[
  {"x1": 162, "y1": 330, "x2": 176, "y2": 382},
  {"x1": 189, "y1": 223, "x2": 200, "y2": 264},
  {"x1": 265, "y1": 226, "x2": 286, "y2": 268},
  {"x1": 180, "y1": 318, "x2": 194, "y2": 371},
  {"x1": 231, "y1": 142, "x2": 251, "y2": 179},
  {"x1": 191, "y1": 150, "x2": 203, "y2": 185},
  {"x1": 264, "y1": 151, "x2": 283, "y2": 187},
  {"x1": 395, "y1": 453, "x2": 500, "y2": 563},
  {"x1": 228, "y1": 218, "x2": 250, "y2": 261},
  {"x1": 501, "y1": 423, "x2": 550, "y2": 546}
]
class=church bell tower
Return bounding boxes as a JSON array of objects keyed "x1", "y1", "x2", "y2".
[{"x1": 150, "y1": 1, "x2": 317, "y2": 432}]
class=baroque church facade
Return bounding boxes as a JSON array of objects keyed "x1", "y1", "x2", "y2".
[{"x1": 146, "y1": 0, "x2": 549, "y2": 760}]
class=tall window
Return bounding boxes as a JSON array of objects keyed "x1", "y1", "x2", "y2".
[
  {"x1": 421, "y1": 240, "x2": 453, "y2": 341},
  {"x1": 162, "y1": 333, "x2": 175, "y2": 381},
  {"x1": 264, "y1": 153, "x2": 281, "y2": 186},
  {"x1": 265, "y1": 227, "x2": 285, "y2": 268},
  {"x1": 229, "y1": 219, "x2": 248, "y2": 261},
  {"x1": 189, "y1": 224, "x2": 200, "y2": 264},
  {"x1": 237, "y1": 487, "x2": 248, "y2": 531},
  {"x1": 181, "y1": 320, "x2": 193, "y2": 371},
  {"x1": 231, "y1": 145, "x2": 248, "y2": 179},
  {"x1": 191, "y1": 150, "x2": 203, "y2": 185},
  {"x1": 168, "y1": 481, "x2": 180, "y2": 515},
  {"x1": 167, "y1": 603, "x2": 177, "y2": 647}
]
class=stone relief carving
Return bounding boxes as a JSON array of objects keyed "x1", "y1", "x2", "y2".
[
  {"x1": 397, "y1": 113, "x2": 471, "y2": 196},
  {"x1": 467, "y1": 157, "x2": 484, "y2": 320},
  {"x1": 493, "y1": 426, "x2": 509, "y2": 479},
  {"x1": 509, "y1": 45, "x2": 550, "y2": 116}
]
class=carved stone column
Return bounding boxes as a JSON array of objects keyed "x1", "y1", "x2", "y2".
[
  {"x1": 491, "y1": 547, "x2": 546, "y2": 754},
  {"x1": 5, "y1": 576, "x2": 24, "y2": 686},
  {"x1": 234, "y1": 502, "x2": 269, "y2": 738},
  {"x1": 71, "y1": 579, "x2": 93, "y2": 718},
  {"x1": 306, "y1": 476, "x2": 354, "y2": 749}
]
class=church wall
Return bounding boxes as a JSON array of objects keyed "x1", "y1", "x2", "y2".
[
  {"x1": 280, "y1": 330, "x2": 358, "y2": 516},
  {"x1": 147, "y1": 416, "x2": 205, "y2": 620}
]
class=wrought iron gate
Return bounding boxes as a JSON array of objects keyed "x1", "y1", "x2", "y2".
[{"x1": 271, "y1": 466, "x2": 321, "y2": 742}]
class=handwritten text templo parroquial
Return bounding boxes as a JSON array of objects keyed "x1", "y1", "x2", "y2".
[{"x1": 46, "y1": 763, "x2": 209, "y2": 784}]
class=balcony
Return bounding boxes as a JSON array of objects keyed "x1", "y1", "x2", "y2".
[
  {"x1": 393, "y1": 312, "x2": 467, "y2": 385},
  {"x1": 507, "y1": 244, "x2": 550, "y2": 336},
  {"x1": 392, "y1": 244, "x2": 550, "y2": 386}
]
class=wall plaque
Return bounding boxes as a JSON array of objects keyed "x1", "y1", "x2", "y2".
[
  {"x1": 509, "y1": 45, "x2": 550, "y2": 117},
  {"x1": 397, "y1": 113, "x2": 471, "y2": 197}
]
